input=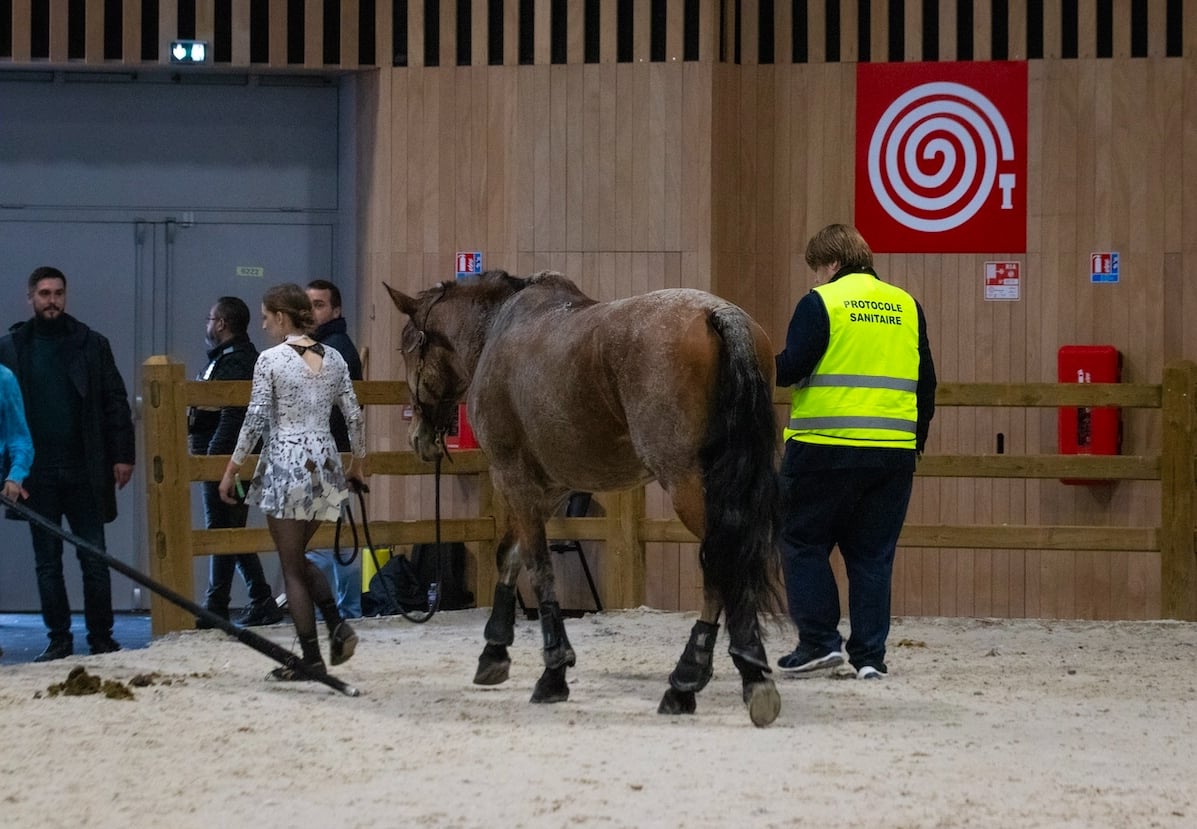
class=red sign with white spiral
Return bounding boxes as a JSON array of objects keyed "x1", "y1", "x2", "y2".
[{"x1": 855, "y1": 61, "x2": 1027, "y2": 253}]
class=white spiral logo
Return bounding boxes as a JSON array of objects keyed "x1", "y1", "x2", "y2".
[{"x1": 867, "y1": 82, "x2": 1016, "y2": 233}]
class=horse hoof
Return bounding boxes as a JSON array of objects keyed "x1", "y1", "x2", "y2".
[
  {"x1": 530, "y1": 666, "x2": 569, "y2": 703},
  {"x1": 657, "y1": 687, "x2": 696, "y2": 715},
  {"x1": 744, "y1": 680, "x2": 781, "y2": 727},
  {"x1": 473, "y1": 644, "x2": 511, "y2": 686}
]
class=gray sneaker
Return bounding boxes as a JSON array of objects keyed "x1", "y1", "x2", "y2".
[{"x1": 777, "y1": 643, "x2": 845, "y2": 673}]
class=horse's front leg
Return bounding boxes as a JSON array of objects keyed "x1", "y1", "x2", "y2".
[
  {"x1": 474, "y1": 530, "x2": 520, "y2": 686},
  {"x1": 525, "y1": 523, "x2": 576, "y2": 704},
  {"x1": 659, "y1": 592, "x2": 722, "y2": 716}
]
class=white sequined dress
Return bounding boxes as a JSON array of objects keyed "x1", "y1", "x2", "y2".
[{"x1": 231, "y1": 340, "x2": 365, "y2": 521}]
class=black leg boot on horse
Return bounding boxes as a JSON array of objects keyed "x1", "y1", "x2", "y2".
[
  {"x1": 727, "y1": 611, "x2": 780, "y2": 727},
  {"x1": 474, "y1": 581, "x2": 518, "y2": 685},
  {"x1": 659, "y1": 619, "x2": 720, "y2": 716},
  {"x1": 531, "y1": 600, "x2": 576, "y2": 703}
]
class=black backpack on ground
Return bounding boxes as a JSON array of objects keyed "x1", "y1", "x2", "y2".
[
  {"x1": 412, "y1": 542, "x2": 475, "y2": 611},
  {"x1": 361, "y1": 554, "x2": 426, "y2": 617},
  {"x1": 361, "y1": 542, "x2": 475, "y2": 616}
]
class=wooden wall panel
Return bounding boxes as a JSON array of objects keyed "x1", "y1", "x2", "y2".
[
  {"x1": 938, "y1": 0, "x2": 957, "y2": 62},
  {"x1": 1147, "y1": 0, "x2": 1167, "y2": 59},
  {"x1": 356, "y1": 54, "x2": 716, "y2": 613},
  {"x1": 268, "y1": 0, "x2": 287, "y2": 67},
  {"x1": 85, "y1": 0, "x2": 104, "y2": 63},
  {"x1": 49, "y1": 0, "x2": 68, "y2": 62}
]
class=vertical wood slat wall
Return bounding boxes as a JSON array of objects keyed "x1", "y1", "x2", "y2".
[
  {"x1": 3, "y1": 1, "x2": 1193, "y2": 619},
  {"x1": 0, "y1": 2, "x2": 1184, "y2": 68},
  {"x1": 1, "y1": 0, "x2": 386, "y2": 67}
]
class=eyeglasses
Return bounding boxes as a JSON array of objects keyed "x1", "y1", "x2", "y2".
[{"x1": 206, "y1": 316, "x2": 222, "y2": 322}]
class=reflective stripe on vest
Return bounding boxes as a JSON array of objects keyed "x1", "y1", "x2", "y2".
[{"x1": 785, "y1": 274, "x2": 920, "y2": 448}]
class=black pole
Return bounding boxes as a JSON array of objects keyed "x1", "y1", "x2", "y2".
[{"x1": 0, "y1": 494, "x2": 360, "y2": 697}]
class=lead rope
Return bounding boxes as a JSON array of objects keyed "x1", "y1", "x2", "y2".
[
  {"x1": 333, "y1": 496, "x2": 361, "y2": 567},
  {"x1": 356, "y1": 459, "x2": 445, "y2": 624}
]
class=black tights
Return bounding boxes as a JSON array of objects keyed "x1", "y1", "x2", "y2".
[{"x1": 267, "y1": 516, "x2": 342, "y2": 662}]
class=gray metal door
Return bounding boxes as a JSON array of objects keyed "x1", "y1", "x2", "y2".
[{"x1": 0, "y1": 220, "x2": 143, "y2": 614}]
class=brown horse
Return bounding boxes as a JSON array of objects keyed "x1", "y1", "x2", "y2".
[{"x1": 385, "y1": 270, "x2": 782, "y2": 726}]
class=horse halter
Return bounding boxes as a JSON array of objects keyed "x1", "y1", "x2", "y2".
[{"x1": 405, "y1": 285, "x2": 451, "y2": 440}]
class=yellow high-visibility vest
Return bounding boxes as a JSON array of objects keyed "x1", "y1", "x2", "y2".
[{"x1": 785, "y1": 273, "x2": 920, "y2": 448}]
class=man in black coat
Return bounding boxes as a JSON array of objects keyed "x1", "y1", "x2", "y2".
[
  {"x1": 305, "y1": 279, "x2": 364, "y2": 618},
  {"x1": 0, "y1": 266, "x2": 136, "y2": 661},
  {"x1": 189, "y1": 296, "x2": 282, "y2": 628}
]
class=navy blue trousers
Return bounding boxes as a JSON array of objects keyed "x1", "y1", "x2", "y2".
[
  {"x1": 778, "y1": 446, "x2": 914, "y2": 671},
  {"x1": 200, "y1": 480, "x2": 273, "y2": 610}
]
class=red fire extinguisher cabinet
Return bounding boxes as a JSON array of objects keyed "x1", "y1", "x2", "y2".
[
  {"x1": 1057, "y1": 345, "x2": 1122, "y2": 485},
  {"x1": 443, "y1": 402, "x2": 478, "y2": 450}
]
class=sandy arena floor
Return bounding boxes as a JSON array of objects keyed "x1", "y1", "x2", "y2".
[{"x1": 0, "y1": 608, "x2": 1194, "y2": 828}]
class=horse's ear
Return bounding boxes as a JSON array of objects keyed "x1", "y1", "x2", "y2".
[{"x1": 383, "y1": 282, "x2": 420, "y2": 318}]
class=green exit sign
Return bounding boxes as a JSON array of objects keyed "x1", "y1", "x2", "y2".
[{"x1": 236, "y1": 266, "x2": 265, "y2": 278}]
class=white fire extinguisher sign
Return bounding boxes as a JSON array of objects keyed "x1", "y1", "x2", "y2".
[{"x1": 1090, "y1": 252, "x2": 1119, "y2": 284}]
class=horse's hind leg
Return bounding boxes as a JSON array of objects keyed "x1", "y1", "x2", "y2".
[
  {"x1": 474, "y1": 531, "x2": 520, "y2": 686},
  {"x1": 659, "y1": 592, "x2": 721, "y2": 716},
  {"x1": 658, "y1": 475, "x2": 780, "y2": 725},
  {"x1": 728, "y1": 612, "x2": 781, "y2": 728},
  {"x1": 658, "y1": 479, "x2": 720, "y2": 717}
]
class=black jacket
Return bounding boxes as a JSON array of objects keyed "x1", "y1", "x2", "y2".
[
  {"x1": 188, "y1": 334, "x2": 259, "y2": 456},
  {"x1": 0, "y1": 313, "x2": 136, "y2": 523},
  {"x1": 312, "y1": 316, "x2": 362, "y2": 451}
]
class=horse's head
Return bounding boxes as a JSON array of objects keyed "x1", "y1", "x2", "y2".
[
  {"x1": 384, "y1": 280, "x2": 474, "y2": 461},
  {"x1": 386, "y1": 272, "x2": 528, "y2": 460}
]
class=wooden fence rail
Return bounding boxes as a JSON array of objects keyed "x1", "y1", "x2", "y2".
[{"x1": 143, "y1": 357, "x2": 1197, "y2": 635}]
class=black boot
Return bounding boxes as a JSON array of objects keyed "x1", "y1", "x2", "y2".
[
  {"x1": 196, "y1": 602, "x2": 230, "y2": 630},
  {"x1": 538, "y1": 601, "x2": 576, "y2": 670},
  {"x1": 669, "y1": 620, "x2": 720, "y2": 692},
  {"x1": 34, "y1": 636, "x2": 74, "y2": 662},
  {"x1": 87, "y1": 633, "x2": 121, "y2": 655},
  {"x1": 267, "y1": 633, "x2": 325, "y2": 681}
]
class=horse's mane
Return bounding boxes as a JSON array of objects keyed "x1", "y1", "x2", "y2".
[
  {"x1": 420, "y1": 269, "x2": 525, "y2": 303},
  {"x1": 423, "y1": 269, "x2": 588, "y2": 307}
]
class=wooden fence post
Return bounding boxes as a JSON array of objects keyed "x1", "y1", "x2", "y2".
[
  {"x1": 142, "y1": 357, "x2": 196, "y2": 635},
  {"x1": 605, "y1": 488, "x2": 646, "y2": 608},
  {"x1": 1160, "y1": 360, "x2": 1197, "y2": 620},
  {"x1": 475, "y1": 470, "x2": 503, "y2": 605}
]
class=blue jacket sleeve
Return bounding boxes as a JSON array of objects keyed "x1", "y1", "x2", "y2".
[{"x1": 1, "y1": 368, "x2": 34, "y2": 484}]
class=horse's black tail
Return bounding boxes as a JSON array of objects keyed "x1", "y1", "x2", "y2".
[{"x1": 699, "y1": 306, "x2": 781, "y2": 642}]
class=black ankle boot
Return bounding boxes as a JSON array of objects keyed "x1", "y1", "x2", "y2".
[
  {"x1": 330, "y1": 621, "x2": 358, "y2": 666},
  {"x1": 266, "y1": 660, "x2": 327, "y2": 682}
]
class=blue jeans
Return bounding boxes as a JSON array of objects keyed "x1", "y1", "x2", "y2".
[
  {"x1": 778, "y1": 452, "x2": 914, "y2": 671},
  {"x1": 306, "y1": 548, "x2": 362, "y2": 619},
  {"x1": 200, "y1": 481, "x2": 273, "y2": 610},
  {"x1": 25, "y1": 466, "x2": 113, "y2": 645}
]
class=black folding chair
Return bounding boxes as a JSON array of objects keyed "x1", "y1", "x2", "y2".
[{"x1": 517, "y1": 492, "x2": 603, "y2": 619}]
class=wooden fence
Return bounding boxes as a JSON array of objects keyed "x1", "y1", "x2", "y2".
[{"x1": 142, "y1": 356, "x2": 1197, "y2": 635}]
